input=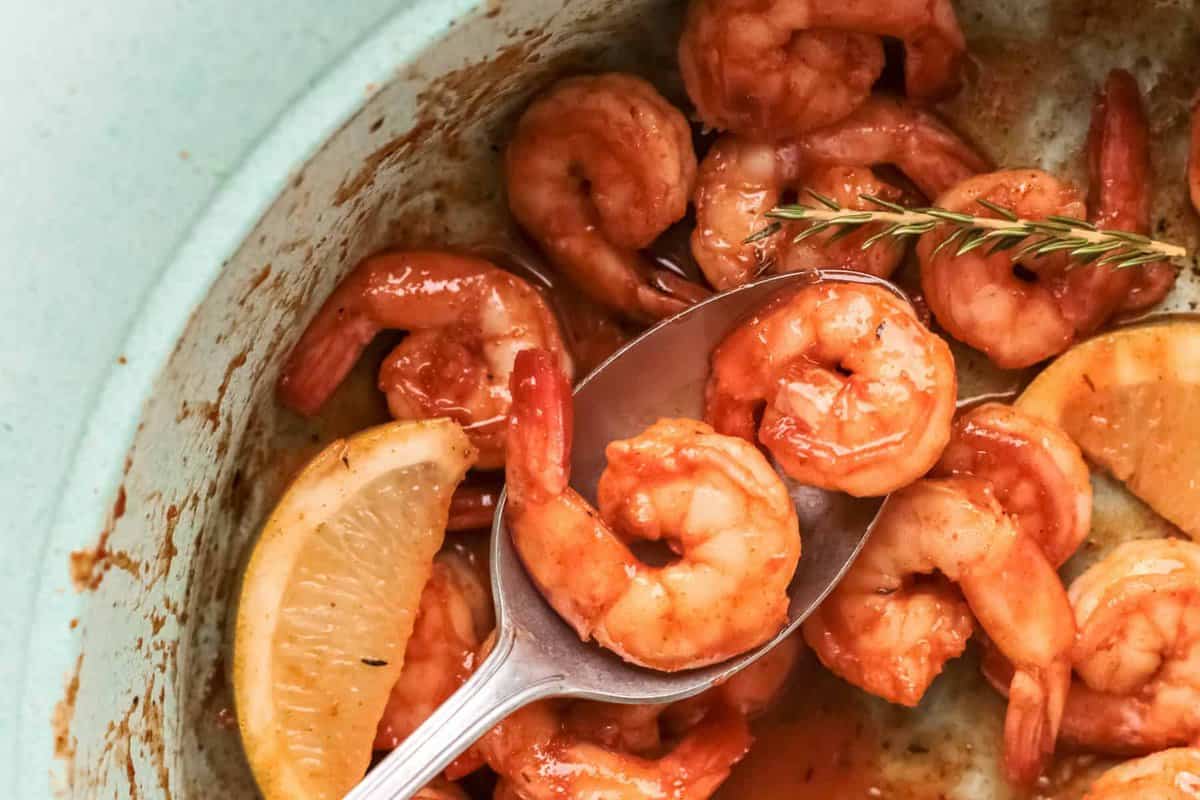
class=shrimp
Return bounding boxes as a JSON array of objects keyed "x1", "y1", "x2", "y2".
[
  {"x1": 919, "y1": 72, "x2": 1171, "y2": 368},
  {"x1": 705, "y1": 281, "x2": 956, "y2": 497},
  {"x1": 1083, "y1": 748, "x2": 1200, "y2": 800},
  {"x1": 1057, "y1": 539, "x2": 1200, "y2": 755},
  {"x1": 277, "y1": 251, "x2": 572, "y2": 468},
  {"x1": 374, "y1": 550, "x2": 493, "y2": 777},
  {"x1": 505, "y1": 348, "x2": 801, "y2": 671},
  {"x1": 678, "y1": 0, "x2": 966, "y2": 140},
  {"x1": 802, "y1": 479, "x2": 1075, "y2": 785},
  {"x1": 505, "y1": 74, "x2": 707, "y2": 322},
  {"x1": 934, "y1": 402, "x2": 1091, "y2": 568},
  {"x1": 479, "y1": 699, "x2": 752, "y2": 800},
  {"x1": 692, "y1": 98, "x2": 989, "y2": 289}
]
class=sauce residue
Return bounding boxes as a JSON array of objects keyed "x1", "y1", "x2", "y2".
[{"x1": 717, "y1": 651, "x2": 885, "y2": 798}]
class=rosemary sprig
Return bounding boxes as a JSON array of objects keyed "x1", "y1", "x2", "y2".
[{"x1": 748, "y1": 192, "x2": 1187, "y2": 270}]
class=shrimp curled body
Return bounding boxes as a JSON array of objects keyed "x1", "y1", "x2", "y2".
[
  {"x1": 706, "y1": 281, "x2": 956, "y2": 497},
  {"x1": 920, "y1": 72, "x2": 1173, "y2": 368},
  {"x1": 505, "y1": 349, "x2": 802, "y2": 671},
  {"x1": 1059, "y1": 539, "x2": 1200, "y2": 755},
  {"x1": 934, "y1": 402, "x2": 1091, "y2": 568},
  {"x1": 277, "y1": 251, "x2": 572, "y2": 468},
  {"x1": 678, "y1": 0, "x2": 966, "y2": 140},
  {"x1": 506, "y1": 74, "x2": 705, "y2": 322},
  {"x1": 803, "y1": 478, "x2": 1075, "y2": 785}
]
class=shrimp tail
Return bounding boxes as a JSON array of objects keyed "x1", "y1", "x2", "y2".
[
  {"x1": 662, "y1": 704, "x2": 754, "y2": 799},
  {"x1": 277, "y1": 298, "x2": 378, "y2": 415},
  {"x1": 1003, "y1": 661, "x2": 1070, "y2": 787},
  {"x1": 507, "y1": 348, "x2": 573, "y2": 501}
]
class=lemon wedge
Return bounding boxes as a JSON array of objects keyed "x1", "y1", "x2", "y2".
[
  {"x1": 1017, "y1": 320, "x2": 1200, "y2": 536},
  {"x1": 233, "y1": 418, "x2": 476, "y2": 800}
]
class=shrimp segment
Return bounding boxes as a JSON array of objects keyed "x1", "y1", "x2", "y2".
[
  {"x1": 934, "y1": 402, "x2": 1091, "y2": 568},
  {"x1": 691, "y1": 98, "x2": 988, "y2": 289},
  {"x1": 678, "y1": 0, "x2": 965, "y2": 139},
  {"x1": 505, "y1": 349, "x2": 801, "y2": 671},
  {"x1": 706, "y1": 282, "x2": 956, "y2": 496},
  {"x1": 480, "y1": 700, "x2": 752, "y2": 800},
  {"x1": 803, "y1": 479, "x2": 1074, "y2": 785},
  {"x1": 277, "y1": 251, "x2": 571, "y2": 468},
  {"x1": 1058, "y1": 540, "x2": 1200, "y2": 755},
  {"x1": 1083, "y1": 748, "x2": 1200, "y2": 800},
  {"x1": 505, "y1": 74, "x2": 704, "y2": 322}
]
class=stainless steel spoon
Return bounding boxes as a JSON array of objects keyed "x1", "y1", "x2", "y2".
[{"x1": 347, "y1": 269, "x2": 905, "y2": 800}]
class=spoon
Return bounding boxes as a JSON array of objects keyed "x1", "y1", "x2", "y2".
[{"x1": 347, "y1": 269, "x2": 902, "y2": 800}]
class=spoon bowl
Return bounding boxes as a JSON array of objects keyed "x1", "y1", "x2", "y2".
[{"x1": 347, "y1": 269, "x2": 902, "y2": 800}]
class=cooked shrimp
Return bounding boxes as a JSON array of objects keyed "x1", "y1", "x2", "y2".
[
  {"x1": 277, "y1": 251, "x2": 572, "y2": 468},
  {"x1": 705, "y1": 281, "x2": 956, "y2": 496},
  {"x1": 480, "y1": 699, "x2": 752, "y2": 800},
  {"x1": 920, "y1": 73, "x2": 1172, "y2": 368},
  {"x1": 1090, "y1": 71, "x2": 1175, "y2": 314},
  {"x1": 1083, "y1": 748, "x2": 1200, "y2": 800},
  {"x1": 1057, "y1": 539, "x2": 1200, "y2": 755},
  {"x1": 506, "y1": 74, "x2": 706, "y2": 322},
  {"x1": 505, "y1": 348, "x2": 801, "y2": 671},
  {"x1": 678, "y1": 0, "x2": 965, "y2": 139},
  {"x1": 934, "y1": 402, "x2": 1091, "y2": 568},
  {"x1": 374, "y1": 551, "x2": 493, "y2": 777},
  {"x1": 802, "y1": 479, "x2": 1075, "y2": 785},
  {"x1": 692, "y1": 98, "x2": 989, "y2": 289}
]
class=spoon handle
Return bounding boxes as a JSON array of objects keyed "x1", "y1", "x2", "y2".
[{"x1": 344, "y1": 625, "x2": 564, "y2": 800}]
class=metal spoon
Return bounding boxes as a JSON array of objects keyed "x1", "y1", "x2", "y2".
[{"x1": 347, "y1": 269, "x2": 903, "y2": 800}]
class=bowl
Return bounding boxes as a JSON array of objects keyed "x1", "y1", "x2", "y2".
[{"x1": 39, "y1": 0, "x2": 1200, "y2": 796}]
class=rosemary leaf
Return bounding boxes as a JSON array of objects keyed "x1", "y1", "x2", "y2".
[
  {"x1": 923, "y1": 208, "x2": 977, "y2": 224},
  {"x1": 955, "y1": 231, "x2": 992, "y2": 256},
  {"x1": 862, "y1": 223, "x2": 903, "y2": 250},
  {"x1": 976, "y1": 198, "x2": 1019, "y2": 221},
  {"x1": 931, "y1": 227, "x2": 969, "y2": 257},
  {"x1": 1115, "y1": 252, "x2": 1168, "y2": 268},
  {"x1": 791, "y1": 221, "x2": 834, "y2": 244},
  {"x1": 1070, "y1": 240, "x2": 1124, "y2": 256},
  {"x1": 1046, "y1": 214, "x2": 1097, "y2": 231},
  {"x1": 765, "y1": 206, "x2": 811, "y2": 221},
  {"x1": 743, "y1": 222, "x2": 782, "y2": 245},
  {"x1": 1034, "y1": 237, "x2": 1090, "y2": 255},
  {"x1": 860, "y1": 194, "x2": 908, "y2": 213},
  {"x1": 806, "y1": 189, "x2": 841, "y2": 211},
  {"x1": 1100, "y1": 229, "x2": 1153, "y2": 245}
]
